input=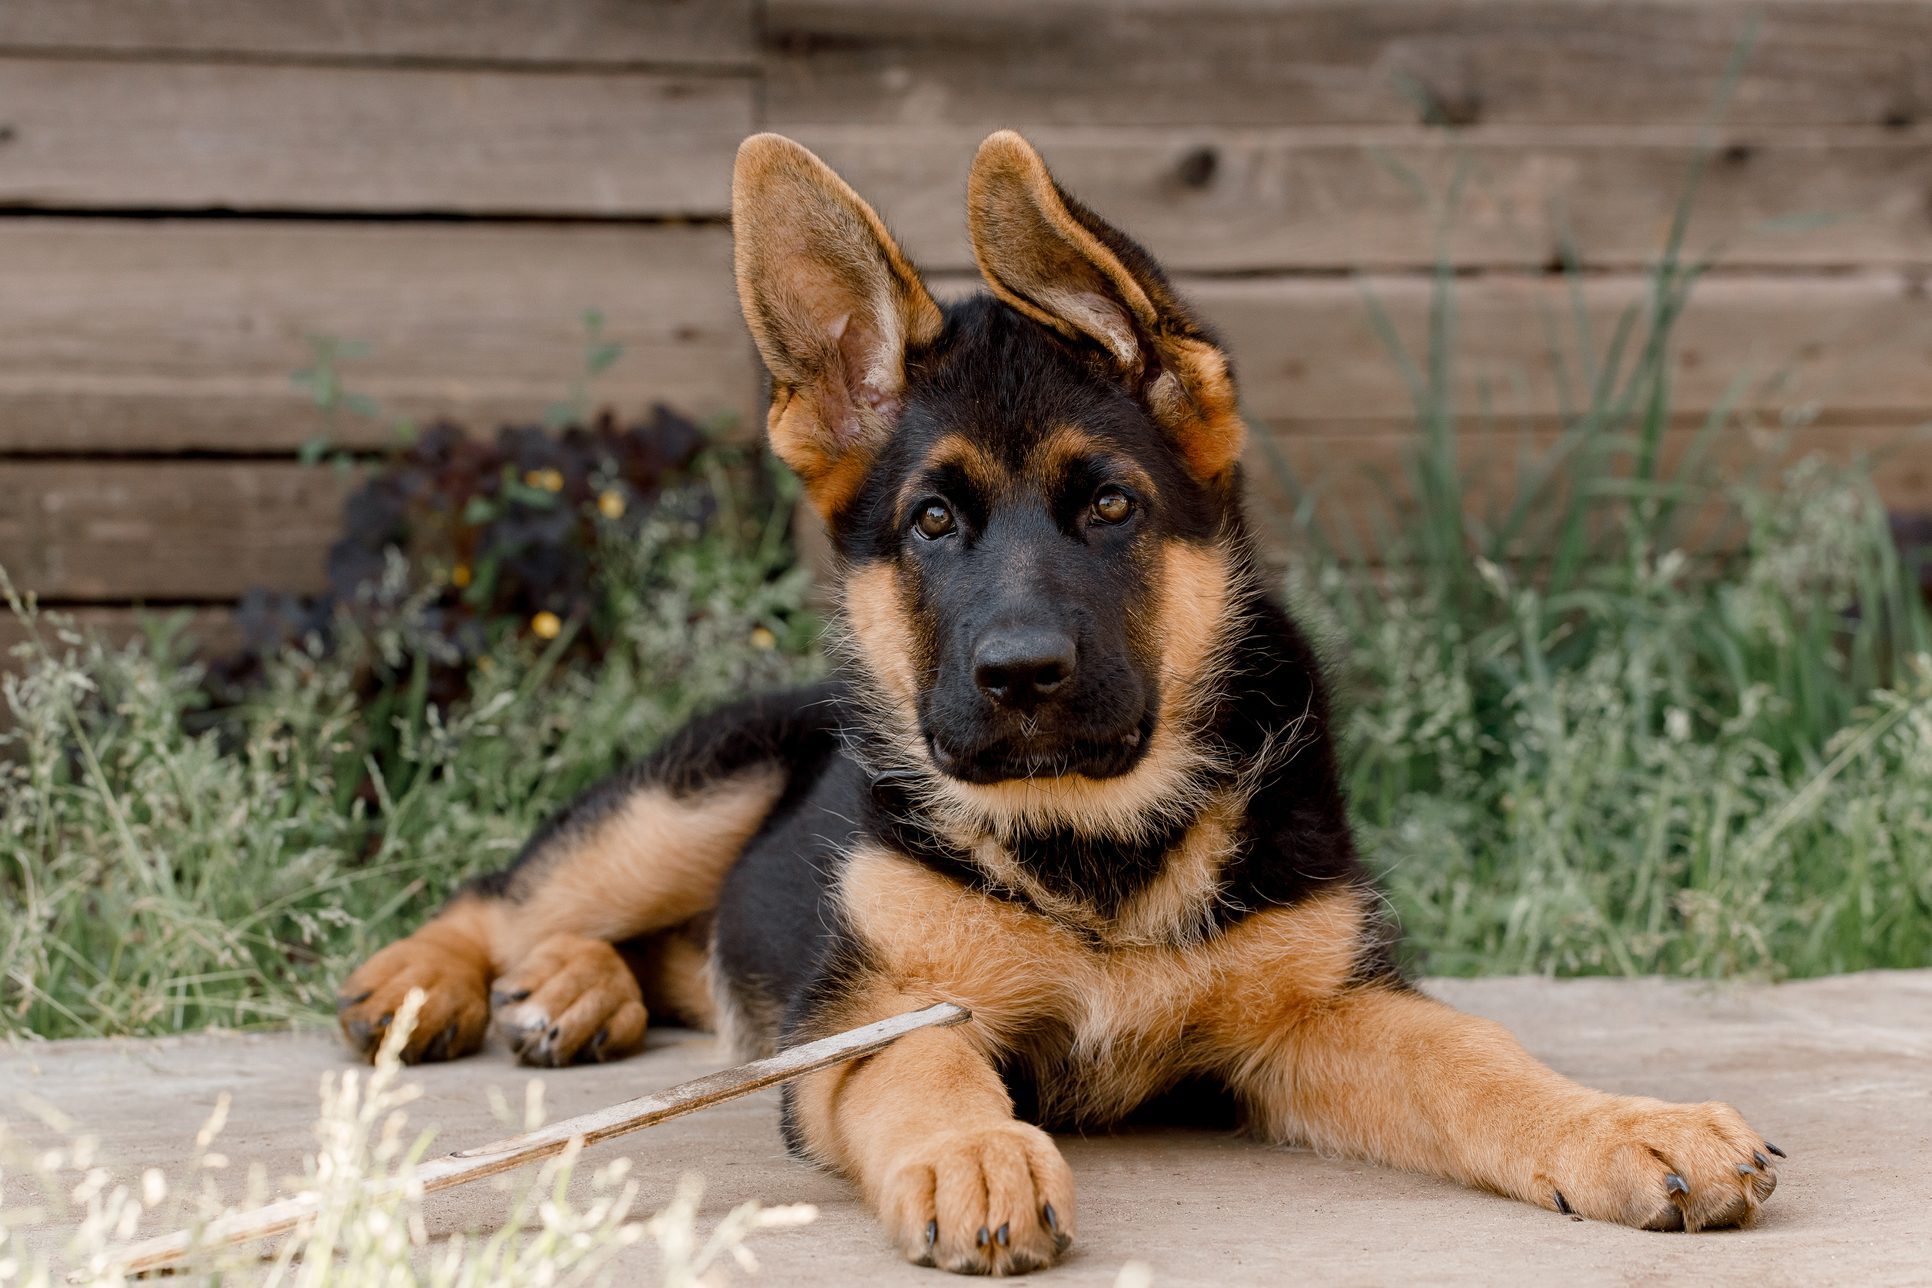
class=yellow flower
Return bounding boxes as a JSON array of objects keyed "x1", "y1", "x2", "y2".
[
  {"x1": 530, "y1": 611, "x2": 562, "y2": 640},
  {"x1": 598, "y1": 488, "x2": 626, "y2": 520},
  {"x1": 749, "y1": 625, "x2": 777, "y2": 650},
  {"x1": 449, "y1": 563, "x2": 472, "y2": 588},
  {"x1": 524, "y1": 467, "x2": 564, "y2": 493}
]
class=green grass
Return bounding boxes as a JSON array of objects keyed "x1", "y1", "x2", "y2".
[
  {"x1": 1265, "y1": 85, "x2": 1932, "y2": 979},
  {"x1": 0, "y1": 505, "x2": 819, "y2": 1041}
]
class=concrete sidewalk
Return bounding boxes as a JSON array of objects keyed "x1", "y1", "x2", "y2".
[{"x1": 4, "y1": 974, "x2": 1929, "y2": 1286}]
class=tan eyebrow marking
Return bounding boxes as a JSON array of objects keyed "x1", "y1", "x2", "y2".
[
  {"x1": 897, "y1": 432, "x2": 1007, "y2": 517},
  {"x1": 1029, "y1": 425, "x2": 1157, "y2": 501}
]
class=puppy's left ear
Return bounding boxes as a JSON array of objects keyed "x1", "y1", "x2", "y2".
[{"x1": 967, "y1": 130, "x2": 1245, "y2": 482}]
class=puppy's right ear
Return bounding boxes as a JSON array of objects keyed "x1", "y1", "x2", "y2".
[{"x1": 732, "y1": 134, "x2": 942, "y2": 516}]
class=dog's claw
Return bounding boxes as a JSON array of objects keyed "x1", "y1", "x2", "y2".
[
  {"x1": 420, "y1": 1022, "x2": 457, "y2": 1062},
  {"x1": 345, "y1": 1011, "x2": 392, "y2": 1050},
  {"x1": 1736, "y1": 1163, "x2": 1756, "y2": 1177},
  {"x1": 1664, "y1": 1172, "x2": 1690, "y2": 1196},
  {"x1": 335, "y1": 989, "x2": 372, "y2": 1010},
  {"x1": 926, "y1": 1220, "x2": 937, "y2": 1249},
  {"x1": 1042, "y1": 1203, "x2": 1057, "y2": 1232},
  {"x1": 490, "y1": 987, "x2": 531, "y2": 1008},
  {"x1": 996, "y1": 1223, "x2": 1009, "y2": 1246},
  {"x1": 1752, "y1": 1151, "x2": 1770, "y2": 1169},
  {"x1": 975, "y1": 1226, "x2": 989, "y2": 1248},
  {"x1": 1553, "y1": 1189, "x2": 1572, "y2": 1215},
  {"x1": 1765, "y1": 1142, "x2": 1786, "y2": 1159}
]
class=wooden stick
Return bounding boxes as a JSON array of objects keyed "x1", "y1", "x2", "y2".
[{"x1": 95, "y1": 1002, "x2": 968, "y2": 1279}]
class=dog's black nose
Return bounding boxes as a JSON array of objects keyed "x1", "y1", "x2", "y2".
[{"x1": 973, "y1": 629, "x2": 1076, "y2": 707}]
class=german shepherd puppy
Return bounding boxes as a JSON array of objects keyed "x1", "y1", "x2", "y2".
[{"x1": 339, "y1": 131, "x2": 1782, "y2": 1274}]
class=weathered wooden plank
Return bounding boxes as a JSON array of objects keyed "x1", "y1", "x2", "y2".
[
  {"x1": 765, "y1": 1, "x2": 1932, "y2": 128},
  {"x1": 0, "y1": 59, "x2": 749, "y2": 215},
  {"x1": 0, "y1": 606, "x2": 242, "y2": 664},
  {"x1": 0, "y1": 220, "x2": 758, "y2": 454},
  {"x1": 0, "y1": 462, "x2": 353, "y2": 601},
  {"x1": 1186, "y1": 271, "x2": 1932, "y2": 428},
  {"x1": 789, "y1": 125, "x2": 1932, "y2": 272},
  {"x1": 1249, "y1": 420, "x2": 1932, "y2": 555},
  {"x1": 0, "y1": 0, "x2": 753, "y2": 67}
]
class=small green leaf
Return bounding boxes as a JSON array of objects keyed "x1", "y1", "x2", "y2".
[{"x1": 587, "y1": 342, "x2": 624, "y2": 375}]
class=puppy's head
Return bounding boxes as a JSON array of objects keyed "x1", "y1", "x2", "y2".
[{"x1": 733, "y1": 132, "x2": 1250, "y2": 828}]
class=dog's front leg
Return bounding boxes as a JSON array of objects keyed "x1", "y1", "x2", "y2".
[
  {"x1": 788, "y1": 994, "x2": 1075, "y2": 1275},
  {"x1": 1228, "y1": 984, "x2": 1780, "y2": 1231}
]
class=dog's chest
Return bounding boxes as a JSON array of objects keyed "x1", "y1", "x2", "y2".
[{"x1": 840, "y1": 843, "x2": 1369, "y2": 1091}]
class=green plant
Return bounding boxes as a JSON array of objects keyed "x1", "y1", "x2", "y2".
[
  {"x1": 1273, "y1": 44, "x2": 1932, "y2": 978},
  {"x1": 0, "y1": 476, "x2": 819, "y2": 1040}
]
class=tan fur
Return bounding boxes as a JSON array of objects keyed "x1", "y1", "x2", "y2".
[
  {"x1": 830, "y1": 842, "x2": 1775, "y2": 1238},
  {"x1": 779, "y1": 843, "x2": 1364, "y2": 1272},
  {"x1": 966, "y1": 131, "x2": 1246, "y2": 482},
  {"x1": 337, "y1": 895, "x2": 502, "y2": 1062},
  {"x1": 841, "y1": 560, "x2": 926, "y2": 731},
  {"x1": 789, "y1": 982, "x2": 1077, "y2": 1276},
  {"x1": 628, "y1": 924, "x2": 718, "y2": 1031},
  {"x1": 1228, "y1": 985, "x2": 1777, "y2": 1231},
  {"x1": 910, "y1": 432, "x2": 1007, "y2": 504},
  {"x1": 1025, "y1": 425, "x2": 1155, "y2": 501},
  {"x1": 733, "y1": 134, "x2": 943, "y2": 516},
  {"x1": 835, "y1": 844, "x2": 1368, "y2": 1125},
  {"x1": 1104, "y1": 795, "x2": 1238, "y2": 946},
  {"x1": 492, "y1": 932, "x2": 650, "y2": 1066},
  {"x1": 500, "y1": 768, "x2": 784, "y2": 963},
  {"x1": 342, "y1": 768, "x2": 778, "y2": 1066}
]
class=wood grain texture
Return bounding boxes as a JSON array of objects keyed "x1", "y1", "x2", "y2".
[
  {"x1": 0, "y1": 220, "x2": 758, "y2": 454},
  {"x1": 787, "y1": 125, "x2": 1932, "y2": 272},
  {"x1": 765, "y1": 1, "x2": 1932, "y2": 128},
  {"x1": 0, "y1": 606, "x2": 242, "y2": 664},
  {"x1": 1251, "y1": 421, "x2": 1932, "y2": 550},
  {"x1": 0, "y1": 0, "x2": 754, "y2": 67},
  {"x1": 1198, "y1": 271, "x2": 1932, "y2": 428},
  {"x1": 0, "y1": 59, "x2": 749, "y2": 214},
  {"x1": 0, "y1": 461, "x2": 355, "y2": 600}
]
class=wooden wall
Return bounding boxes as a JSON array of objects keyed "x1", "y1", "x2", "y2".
[{"x1": 4, "y1": 0, "x2": 1932, "y2": 649}]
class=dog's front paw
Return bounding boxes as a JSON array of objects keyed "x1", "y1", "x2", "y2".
[
  {"x1": 1539, "y1": 1096, "x2": 1782, "y2": 1231},
  {"x1": 874, "y1": 1122, "x2": 1075, "y2": 1275},
  {"x1": 491, "y1": 934, "x2": 648, "y2": 1067},
  {"x1": 337, "y1": 934, "x2": 491, "y2": 1064}
]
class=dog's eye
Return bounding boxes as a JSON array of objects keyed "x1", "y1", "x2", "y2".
[
  {"x1": 1090, "y1": 487, "x2": 1135, "y2": 525},
  {"x1": 913, "y1": 499, "x2": 957, "y2": 540}
]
